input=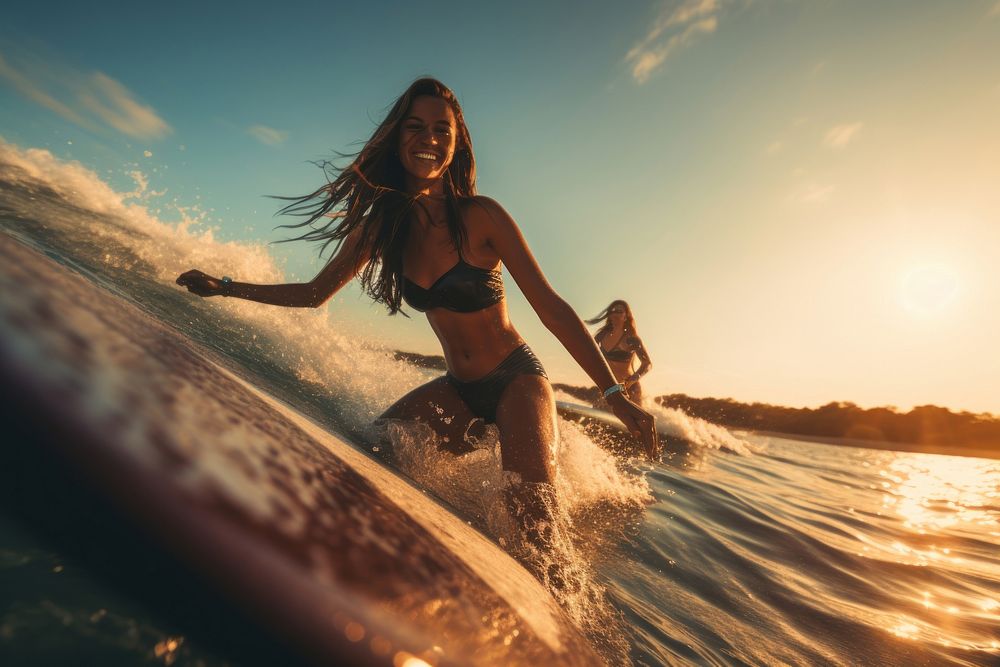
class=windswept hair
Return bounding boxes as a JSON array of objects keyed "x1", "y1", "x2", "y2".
[
  {"x1": 272, "y1": 78, "x2": 476, "y2": 314},
  {"x1": 587, "y1": 300, "x2": 639, "y2": 341}
]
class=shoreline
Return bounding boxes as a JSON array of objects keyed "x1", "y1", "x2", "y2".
[{"x1": 741, "y1": 429, "x2": 1000, "y2": 461}]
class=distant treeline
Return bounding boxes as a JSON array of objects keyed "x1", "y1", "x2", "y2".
[
  {"x1": 397, "y1": 352, "x2": 1000, "y2": 454},
  {"x1": 553, "y1": 383, "x2": 999, "y2": 453},
  {"x1": 393, "y1": 350, "x2": 448, "y2": 371},
  {"x1": 652, "y1": 395, "x2": 1000, "y2": 450}
]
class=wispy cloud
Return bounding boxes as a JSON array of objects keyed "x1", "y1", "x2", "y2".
[
  {"x1": 764, "y1": 140, "x2": 783, "y2": 155},
  {"x1": 77, "y1": 73, "x2": 170, "y2": 140},
  {"x1": 0, "y1": 50, "x2": 171, "y2": 140},
  {"x1": 248, "y1": 125, "x2": 288, "y2": 146},
  {"x1": 990, "y1": 1, "x2": 1000, "y2": 18},
  {"x1": 0, "y1": 53, "x2": 93, "y2": 129},
  {"x1": 823, "y1": 122, "x2": 863, "y2": 149},
  {"x1": 793, "y1": 183, "x2": 835, "y2": 204},
  {"x1": 625, "y1": 0, "x2": 725, "y2": 84}
]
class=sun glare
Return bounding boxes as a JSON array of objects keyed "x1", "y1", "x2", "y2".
[
  {"x1": 883, "y1": 454, "x2": 998, "y2": 533},
  {"x1": 900, "y1": 266, "x2": 960, "y2": 316}
]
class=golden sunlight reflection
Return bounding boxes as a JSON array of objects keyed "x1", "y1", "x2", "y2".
[
  {"x1": 889, "y1": 620, "x2": 921, "y2": 640},
  {"x1": 880, "y1": 454, "x2": 999, "y2": 533},
  {"x1": 864, "y1": 454, "x2": 1000, "y2": 653}
]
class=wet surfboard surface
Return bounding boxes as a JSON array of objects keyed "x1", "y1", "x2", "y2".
[{"x1": 0, "y1": 234, "x2": 603, "y2": 666}]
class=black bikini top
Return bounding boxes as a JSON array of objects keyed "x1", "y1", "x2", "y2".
[{"x1": 402, "y1": 257, "x2": 504, "y2": 313}]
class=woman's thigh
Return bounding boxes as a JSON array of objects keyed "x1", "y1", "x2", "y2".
[
  {"x1": 494, "y1": 375, "x2": 557, "y2": 485},
  {"x1": 379, "y1": 376, "x2": 481, "y2": 452}
]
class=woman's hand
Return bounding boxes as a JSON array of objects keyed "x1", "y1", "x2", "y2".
[
  {"x1": 607, "y1": 391, "x2": 660, "y2": 461},
  {"x1": 176, "y1": 270, "x2": 225, "y2": 297}
]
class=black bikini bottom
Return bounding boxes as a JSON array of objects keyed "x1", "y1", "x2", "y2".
[{"x1": 446, "y1": 344, "x2": 547, "y2": 423}]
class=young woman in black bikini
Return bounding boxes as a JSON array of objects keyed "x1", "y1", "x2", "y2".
[
  {"x1": 588, "y1": 300, "x2": 652, "y2": 404},
  {"x1": 176, "y1": 78, "x2": 658, "y2": 553}
]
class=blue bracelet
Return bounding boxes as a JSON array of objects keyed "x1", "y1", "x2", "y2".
[{"x1": 603, "y1": 383, "x2": 625, "y2": 398}]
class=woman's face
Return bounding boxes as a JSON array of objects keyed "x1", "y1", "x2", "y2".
[
  {"x1": 609, "y1": 304, "x2": 627, "y2": 324},
  {"x1": 397, "y1": 95, "x2": 458, "y2": 184}
]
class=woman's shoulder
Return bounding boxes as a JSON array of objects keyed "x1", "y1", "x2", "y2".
[
  {"x1": 460, "y1": 196, "x2": 517, "y2": 238},
  {"x1": 466, "y1": 194, "x2": 522, "y2": 221},
  {"x1": 461, "y1": 194, "x2": 504, "y2": 218},
  {"x1": 626, "y1": 335, "x2": 643, "y2": 348}
]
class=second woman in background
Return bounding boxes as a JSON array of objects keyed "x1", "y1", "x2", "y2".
[{"x1": 588, "y1": 300, "x2": 652, "y2": 404}]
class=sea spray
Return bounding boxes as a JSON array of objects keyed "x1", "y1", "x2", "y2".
[
  {"x1": 0, "y1": 138, "x2": 432, "y2": 422},
  {"x1": 374, "y1": 411, "x2": 652, "y2": 663},
  {"x1": 645, "y1": 400, "x2": 756, "y2": 456},
  {"x1": 554, "y1": 387, "x2": 755, "y2": 457},
  {"x1": 643, "y1": 400, "x2": 754, "y2": 455}
]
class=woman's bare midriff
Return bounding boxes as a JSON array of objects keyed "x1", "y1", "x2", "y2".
[{"x1": 426, "y1": 300, "x2": 525, "y2": 381}]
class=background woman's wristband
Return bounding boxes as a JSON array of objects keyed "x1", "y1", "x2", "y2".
[{"x1": 220, "y1": 276, "x2": 233, "y2": 296}]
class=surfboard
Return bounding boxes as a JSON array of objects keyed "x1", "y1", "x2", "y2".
[{"x1": 0, "y1": 234, "x2": 602, "y2": 666}]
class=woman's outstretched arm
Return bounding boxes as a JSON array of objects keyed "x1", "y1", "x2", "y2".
[
  {"x1": 627, "y1": 336, "x2": 653, "y2": 385},
  {"x1": 475, "y1": 197, "x2": 660, "y2": 459},
  {"x1": 176, "y1": 227, "x2": 367, "y2": 308}
]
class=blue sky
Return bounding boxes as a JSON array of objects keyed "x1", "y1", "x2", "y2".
[{"x1": 2, "y1": 1, "x2": 999, "y2": 413}]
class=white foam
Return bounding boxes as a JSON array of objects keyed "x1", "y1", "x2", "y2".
[{"x1": 646, "y1": 400, "x2": 757, "y2": 455}]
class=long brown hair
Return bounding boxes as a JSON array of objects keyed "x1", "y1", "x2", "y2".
[
  {"x1": 273, "y1": 78, "x2": 476, "y2": 314},
  {"x1": 587, "y1": 300, "x2": 639, "y2": 342}
]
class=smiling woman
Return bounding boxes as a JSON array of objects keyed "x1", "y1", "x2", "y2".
[{"x1": 399, "y1": 97, "x2": 458, "y2": 181}]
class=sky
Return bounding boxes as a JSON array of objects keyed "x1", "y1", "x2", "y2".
[{"x1": 1, "y1": 0, "x2": 999, "y2": 414}]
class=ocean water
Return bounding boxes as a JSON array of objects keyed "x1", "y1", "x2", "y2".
[{"x1": 1, "y1": 140, "x2": 998, "y2": 666}]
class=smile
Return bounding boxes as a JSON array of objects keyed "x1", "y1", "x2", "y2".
[{"x1": 413, "y1": 152, "x2": 439, "y2": 162}]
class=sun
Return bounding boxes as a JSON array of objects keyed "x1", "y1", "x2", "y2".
[{"x1": 900, "y1": 265, "x2": 960, "y2": 316}]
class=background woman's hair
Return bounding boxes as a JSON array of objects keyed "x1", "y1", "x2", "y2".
[
  {"x1": 587, "y1": 300, "x2": 639, "y2": 341},
  {"x1": 272, "y1": 77, "x2": 476, "y2": 314}
]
